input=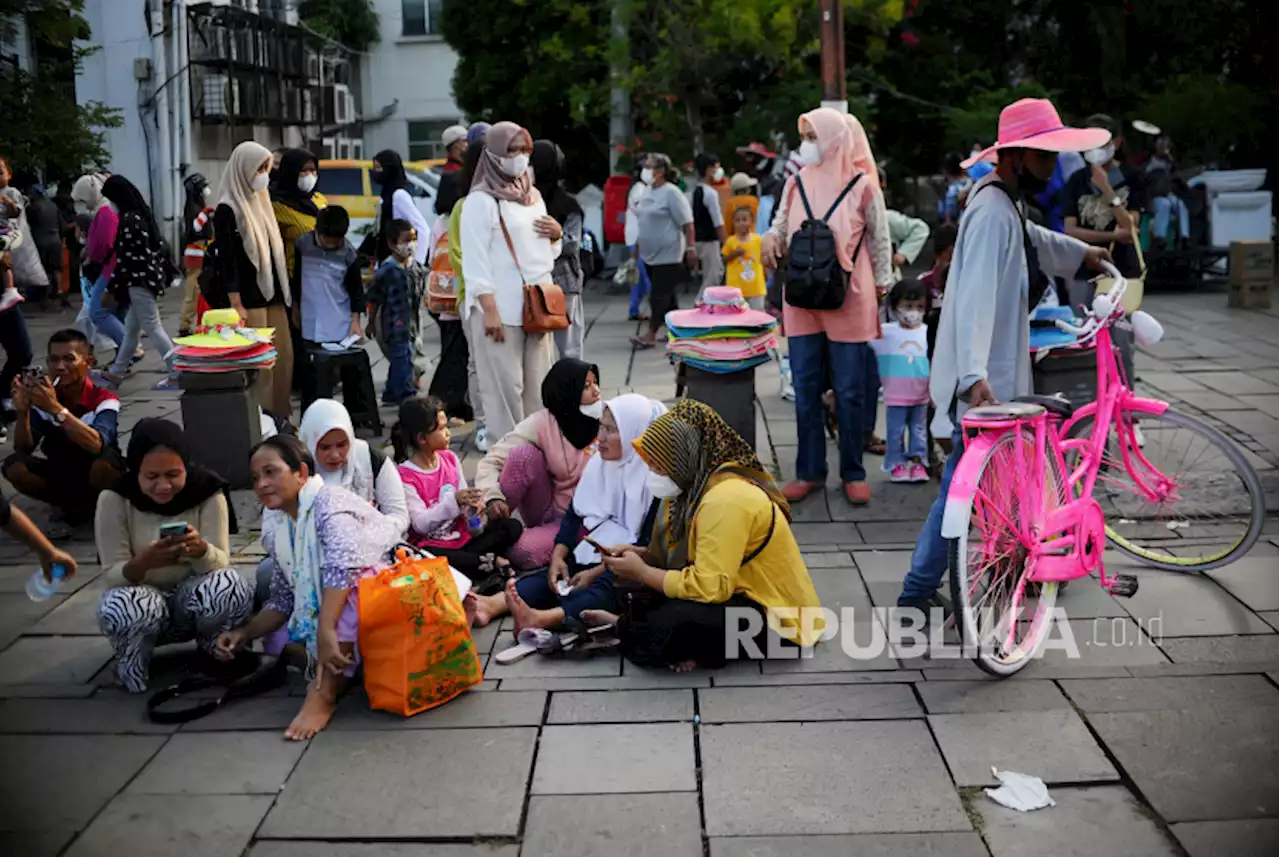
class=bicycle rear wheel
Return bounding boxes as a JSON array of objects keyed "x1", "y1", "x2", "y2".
[
  {"x1": 949, "y1": 429, "x2": 1068, "y2": 677},
  {"x1": 1070, "y1": 407, "x2": 1265, "y2": 571}
]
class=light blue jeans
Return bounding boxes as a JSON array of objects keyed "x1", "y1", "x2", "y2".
[
  {"x1": 110, "y1": 287, "x2": 175, "y2": 377},
  {"x1": 1152, "y1": 194, "x2": 1190, "y2": 240},
  {"x1": 88, "y1": 274, "x2": 127, "y2": 346},
  {"x1": 885, "y1": 404, "x2": 928, "y2": 469}
]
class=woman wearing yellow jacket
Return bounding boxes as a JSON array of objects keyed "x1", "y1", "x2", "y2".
[{"x1": 598, "y1": 400, "x2": 823, "y2": 671}]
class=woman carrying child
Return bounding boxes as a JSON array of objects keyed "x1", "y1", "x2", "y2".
[{"x1": 393, "y1": 396, "x2": 522, "y2": 591}]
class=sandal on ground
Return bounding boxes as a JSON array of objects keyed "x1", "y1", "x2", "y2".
[
  {"x1": 863, "y1": 434, "x2": 887, "y2": 455},
  {"x1": 629, "y1": 336, "x2": 656, "y2": 349},
  {"x1": 494, "y1": 628, "x2": 553, "y2": 665}
]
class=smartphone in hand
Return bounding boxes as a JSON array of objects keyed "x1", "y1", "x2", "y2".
[{"x1": 158, "y1": 521, "x2": 189, "y2": 540}]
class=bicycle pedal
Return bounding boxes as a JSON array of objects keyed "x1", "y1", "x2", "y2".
[{"x1": 1106, "y1": 574, "x2": 1140, "y2": 598}]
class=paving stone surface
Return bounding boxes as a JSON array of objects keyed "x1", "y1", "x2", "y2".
[
  {"x1": 522, "y1": 793, "x2": 704, "y2": 857},
  {"x1": 1115, "y1": 569, "x2": 1274, "y2": 637},
  {"x1": 532, "y1": 723, "x2": 696, "y2": 794},
  {"x1": 1087, "y1": 705, "x2": 1278, "y2": 822},
  {"x1": 1170, "y1": 820, "x2": 1279, "y2": 857},
  {"x1": 250, "y1": 847, "x2": 520, "y2": 857},
  {"x1": 1158, "y1": 634, "x2": 1279, "y2": 664},
  {"x1": 1060, "y1": 674, "x2": 1278, "y2": 712},
  {"x1": 259, "y1": 729, "x2": 537, "y2": 838},
  {"x1": 709, "y1": 833, "x2": 990, "y2": 856},
  {"x1": 0, "y1": 695, "x2": 176, "y2": 733},
  {"x1": 701, "y1": 721, "x2": 969, "y2": 835},
  {"x1": 330, "y1": 689, "x2": 546, "y2": 729},
  {"x1": 974, "y1": 786, "x2": 1180, "y2": 857},
  {"x1": 546, "y1": 689, "x2": 694, "y2": 723},
  {"x1": 698, "y1": 683, "x2": 920, "y2": 722},
  {"x1": 929, "y1": 710, "x2": 1118, "y2": 786},
  {"x1": 1205, "y1": 551, "x2": 1280, "y2": 612},
  {"x1": 914, "y1": 679, "x2": 1070, "y2": 713},
  {"x1": 127, "y1": 732, "x2": 307, "y2": 795},
  {"x1": 0, "y1": 636, "x2": 114, "y2": 684},
  {"x1": 27, "y1": 576, "x2": 112, "y2": 636},
  {"x1": 62, "y1": 794, "x2": 273, "y2": 857},
  {"x1": 0, "y1": 831, "x2": 74, "y2": 857}
]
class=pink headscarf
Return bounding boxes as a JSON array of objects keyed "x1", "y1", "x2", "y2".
[
  {"x1": 784, "y1": 107, "x2": 880, "y2": 271},
  {"x1": 469, "y1": 121, "x2": 540, "y2": 206}
]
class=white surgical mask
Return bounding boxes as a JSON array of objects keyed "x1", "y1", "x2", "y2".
[
  {"x1": 500, "y1": 154, "x2": 529, "y2": 177},
  {"x1": 250, "y1": 172, "x2": 270, "y2": 192},
  {"x1": 297, "y1": 173, "x2": 317, "y2": 193},
  {"x1": 394, "y1": 241, "x2": 416, "y2": 259},
  {"x1": 74, "y1": 201, "x2": 90, "y2": 215},
  {"x1": 899, "y1": 309, "x2": 924, "y2": 327},
  {"x1": 798, "y1": 140, "x2": 822, "y2": 166},
  {"x1": 712, "y1": 166, "x2": 725, "y2": 182},
  {"x1": 640, "y1": 168, "x2": 654, "y2": 185},
  {"x1": 1084, "y1": 144, "x2": 1115, "y2": 166},
  {"x1": 201, "y1": 185, "x2": 213, "y2": 202},
  {"x1": 579, "y1": 400, "x2": 604, "y2": 419},
  {"x1": 646, "y1": 471, "x2": 683, "y2": 499}
]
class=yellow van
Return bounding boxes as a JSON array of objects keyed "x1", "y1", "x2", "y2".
[{"x1": 315, "y1": 158, "x2": 445, "y2": 240}]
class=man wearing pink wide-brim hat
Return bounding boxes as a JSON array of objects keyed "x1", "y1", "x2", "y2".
[{"x1": 896, "y1": 98, "x2": 1115, "y2": 616}]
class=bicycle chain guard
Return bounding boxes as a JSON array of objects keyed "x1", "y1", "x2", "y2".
[{"x1": 1030, "y1": 497, "x2": 1107, "y2": 582}]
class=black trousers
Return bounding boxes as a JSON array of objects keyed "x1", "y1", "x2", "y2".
[
  {"x1": 647, "y1": 263, "x2": 686, "y2": 334},
  {"x1": 0, "y1": 305, "x2": 33, "y2": 404},
  {"x1": 423, "y1": 517, "x2": 523, "y2": 585},
  {"x1": 427, "y1": 316, "x2": 472, "y2": 420},
  {"x1": 618, "y1": 592, "x2": 770, "y2": 669}
]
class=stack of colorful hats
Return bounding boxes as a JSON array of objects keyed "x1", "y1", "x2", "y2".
[
  {"x1": 172, "y1": 308, "x2": 277, "y2": 374},
  {"x1": 665, "y1": 286, "x2": 779, "y2": 373}
]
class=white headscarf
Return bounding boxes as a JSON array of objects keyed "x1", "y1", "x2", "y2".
[
  {"x1": 298, "y1": 399, "x2": 375, "y2": 502},
  {"x1": 70, "y1": 173, "x2": 109, "y2": 213},
  {"x1": 572, "y1": 394, "x2": 667, "y2": 545},
  {"x1": 218, "y1": 140, "x2": 289, "y2": 305}
]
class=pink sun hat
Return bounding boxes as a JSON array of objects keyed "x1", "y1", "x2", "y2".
[
  {"x1": 666, "y1": 286, "x2": 777, "y2": 330},
  {"x1": 961, "y1": 98, "x2": 1112, "y2": 168}
]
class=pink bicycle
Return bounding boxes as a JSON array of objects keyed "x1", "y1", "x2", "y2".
[{"x1": 943, "y1": 264, "x2": 1266, "y2": 676}]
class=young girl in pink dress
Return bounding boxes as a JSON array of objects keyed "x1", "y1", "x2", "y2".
[{"x1": 393, "y1": 397, "x2": 521, "y2": 591}]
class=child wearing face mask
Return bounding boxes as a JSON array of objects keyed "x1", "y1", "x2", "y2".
[
  {"x1": 368, "y1": 219, "x2": 421, "y2": 404},
  {"x1": 870, "y1": 281, "x2": 931, "y2": 483}
]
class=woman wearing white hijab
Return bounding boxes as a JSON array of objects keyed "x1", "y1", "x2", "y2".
[
  {"x1": 478, "y1": 393, "x2": 667, "y2": 630},
  {"x1": 212, "y1": 141, "x2": 293, "y2": 418}
]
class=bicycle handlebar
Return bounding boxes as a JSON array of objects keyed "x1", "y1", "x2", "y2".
[{"x1": 1054, "y1": 261, "x2": 1126, "y2": 339}]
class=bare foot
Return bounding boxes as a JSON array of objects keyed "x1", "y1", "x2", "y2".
[
  {"x1": 669, "y1": 659, "x2": 698, "y2": 673},
  {"x1": 472, "y1": 592, "x2": 508, "y2": 627},
  {"x1": 504, "y1": 578, "x2": 562, "y2": 634},
  {"x1": 285, "y1": 674, "x2": 343, "y2": 741},
  {"x1": 463, "y1": 592, "x2": 478, "y2": 626},
  {"x1": 580, "y1": 609, "x2": 620, "y2": 628}
]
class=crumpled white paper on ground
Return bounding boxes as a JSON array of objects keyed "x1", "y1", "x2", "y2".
[{"x1": 984, "y1": 767, "x2": 1056, "y2": 811}]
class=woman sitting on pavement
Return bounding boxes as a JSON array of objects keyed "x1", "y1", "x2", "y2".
[
  {"x1": 95, "y1": 419, "x2": 250, "y2": 693},
  {"x1": 393, "y1": 396, "x2": 522, "y2": 591},
  {"x1": 216, "y1": 435, "x2": 403, "y2": 741},
  {"x1": 473, "y1": 357, "x2": 601, "y2": 571},
  {"x1": 590, "y1": 400, "x2": 824, "y2": 672},
  {"x1": 485, "y1": 393, "x2": 667, "y2": 631}
]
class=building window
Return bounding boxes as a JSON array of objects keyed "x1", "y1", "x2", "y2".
[
  {"x1": 408, "y1": 119, "x2": 455, "y2": 161},
  {"x1": 402, "y1": 0, "x2": 443, "y2": 37}
]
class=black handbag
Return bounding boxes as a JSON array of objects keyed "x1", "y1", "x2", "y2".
[{"x1": 147, "y1": 651, "x2": 287, "y2": 724}]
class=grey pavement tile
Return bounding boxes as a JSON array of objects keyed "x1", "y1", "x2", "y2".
[
  {"x1": 1125, "y1": 660, "x2": 1277, "y2": 677},
  {"x1": 1186, "y1": 372, "x2": 1277, "y2": 396},
  {"x1": 547, "y1": 689, "x2": 694, "y2": 723},
  {"x1": 251, "y1": 847, "x2": 519, "y2": 857},
  {"x1": 1140, "y1": 371, "x2": 1208, "y2": 393},
  {"x1": 330, "y1": 689, "x2": 545, "y2": 729},
  {"x1": 1088, "y1": 705, "x2": 1278, "y2": 822},
  {"x1": 0, "y1": 564, "x2": 101, "y2": 595},
  {"x1": 0, "y1": 831, "x2": 73, "y2": 857},
  {"x1": 788, "y1": 489, "x2": 832, "y2": 522},
  {"x1": 801, "y1": 551, "x2": 855, "y2": 568},
  {"x1": 1060, "y1": 674, "x2": 1278, "y2": 712},
  {"x1": 974, "y1": 785, "x2": 1179, "y2": 857},
  {"x1": 0, "y1": 696, "x2": 177, "y2": 734},
  {"x1": 469, "y1": 619, "x2": 501, "y2": 656},
  {"x1": 698, "y1": 684, "x2": 920, "y2": 722},
  {"x1": 63, "y1": 794, "x2": 273, "y2": 857},
  {"x1": 1259, "y1": 611, "x2": 1279, "y2": 631},
  {"x1": 522, "y1": 793, "x2": 703, "y2": 857},
  {"x1": 711, "y1": 669, "x2": 922, "y2": 687},
  {"x1": 709, "y1": 833, "x2": 989, "y2": 857},
  {"x1": 0, "y1": 636, "x2": 114, "y2": 684},
  {"x1": 791, "y1": 522, "x2": 863, "y2": 546},
  {"x1": 0, "y1": 592, "x2": 69, "y2": 649},
  {"x1": 1175, "y1": 390, "x2": 1257, "y2": 412},
  {"x1": 0, "y1": 682, "x2": 97, "y2": 698},
  {"x1": 1206, "y1": 550, "x2": 1280, "y2": 612},
  {"x1": 1236, "y1": 395, "x2": 1280, "y2": 417},
  {"x1": 1115, "y1": 568, "x2": 1274, "y2": 637},
  {"x1": 761, "y1": 567, "x2": 898, "y2": 673},
  {"x1": 1052, "y1": 578, "x2": 1130, "y2": 618},
  {"x1": 929, "y1": 710, "x2": 1118, "y2": 786},
  {"x1": 497, "y1": 673, "x2": 711, "y2": 691},
  {"x1": 260, "y1": 728, "x2": 536, "y2": 838},
  {"x1": 851, "y1": 550, "x2": 913, "y2": 582},
  {"x1": 0, "y1": 734, "x2": 165, "y2": 833},
  {"x1": 701, "y1": 721, "x2": 969, "y2": 835},
  {"x1": 1158, "y1": 633, "x2": 1278, "y2": 664},
  {"x1": 1171, "y1": 820, "x2": 1279, "y2": 857},
  {"x1": 532, "y1": 723, "x2": 695, "y2": 794},
  {"x1": 914, "y1": 679, "x2": 1070, "y2": 713},
  {"x1": 483, "y1": 647, "x2": 621, "y2": 678},
  {"x1": 1027, "y1": 617, "x2": 1170, "y2": 669},
  {"x1": 180, "y1": 696, "x2": 305, "y2": 732},
  {"x1": 26, "y1": 576, "x2": 111, "y2": 635},
  {"x1": 126, "y1": 732, "x2": 307, "y2": 795}
]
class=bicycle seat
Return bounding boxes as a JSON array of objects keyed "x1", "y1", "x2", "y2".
[
  {"x1": 963, "y1": 402, "x2": 1045, "y2": 421},
  {"x1": 1013, "y1": 394, "x2": 1075, "y2": 419}
]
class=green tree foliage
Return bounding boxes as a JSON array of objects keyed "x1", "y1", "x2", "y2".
[
  {"x1": 299, "y1": 0, "x2": 380, "y2": 51},
  {"x1": 0, "y1": 0, "x2": 121, "y2": 182}
]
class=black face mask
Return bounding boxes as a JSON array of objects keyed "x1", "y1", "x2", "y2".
[
  {"x1": 371, "y1": 169, "x2": 385, "y2": 184},
  {"x1": 1016, "y1": 161, "x2": 1050, "y2": 197}
]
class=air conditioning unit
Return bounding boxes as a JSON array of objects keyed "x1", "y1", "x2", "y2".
[
  {"x1": 200, "y1": 73, "x2": 231, "y2": 118},
  {"x1": 321, "y1": 137, "x2": 337, "y2": 159},
  {"x1": 333, "y1": 83, "x2": 354, "y2": 125}
]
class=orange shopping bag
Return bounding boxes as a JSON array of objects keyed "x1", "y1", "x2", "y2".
[{"x1": 357, "y1": 551, "x2": 482, "y2": 716}]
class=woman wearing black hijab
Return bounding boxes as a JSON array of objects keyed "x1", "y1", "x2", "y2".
[
  {"x1": 368, "y1": 149, "x2": 429, "y2": 265},
  {"x1": 531, "y1": 140, "x2": 586, "y2": 359},
  {"x1": 94, "y1": 418, "x2": 251, "y2": 692},
  {"x1": 269, "y1": 148, "x2": 326, "y2": 393},
  {"x1": 98, "y1": 175, "x2": 179, "y2": 389},
  {"x1": 472, "y1": 357, "x2": 602, "y2": 569}
]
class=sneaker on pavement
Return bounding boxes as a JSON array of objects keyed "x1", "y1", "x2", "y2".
[
  {"x1": 474, "y1": 425, "x2": 490, "y2": 453},
  {"x1": 780, "y1": 382, "x2": 795, "y2": 402},
  {"x1": 889, "y1": 463, "x2": 911, "y2": 483},
  {"x1": 0, "y1": 289, "x2": 24, "y2": 313},
  {"x1": 844, "y1": 480, "x2": 872, "y2": 505},
  {"x1": 909, "y1": 462, "x2": 930, "y2": 483},
  {"x1": 782, "y1": 480, "x2": 821, "y2": 502}
]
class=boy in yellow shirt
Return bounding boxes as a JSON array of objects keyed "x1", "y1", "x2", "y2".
[{"x1": 721, "y1": 206, "x2": 765, "y2": 308}]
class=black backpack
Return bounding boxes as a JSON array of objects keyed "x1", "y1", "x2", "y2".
[
  {"x1": 197, "y1": 239, "x2": 229, "y2": 309},
  {"x1": 785, "y1": 174, "x2": 864, "y2": 310}
]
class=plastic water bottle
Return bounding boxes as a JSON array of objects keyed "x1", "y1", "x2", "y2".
[
  {"x1": 463, "y1": 506, "x2": 484, "y2": 535},
  {"x1": 26, "y1": 563, "x2": 68, "y2": 602}
]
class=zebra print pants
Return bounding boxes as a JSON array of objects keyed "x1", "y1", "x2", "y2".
[{"x1": 97, "y1": 568, "x2": 254, "y2": 693}]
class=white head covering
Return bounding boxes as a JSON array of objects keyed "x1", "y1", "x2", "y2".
[
  {"x1": 572, "y1": 394, "x2": 668, "y2": 544},
  {"x1": 298, "y1": 399, "x2": 374, "y2": 502},
  {"x1": 218, "y1": 140, "x2": 290, "y2": 305},
  {"x1": 71, "y1": 173, "x2": 109, "y2": 212}
]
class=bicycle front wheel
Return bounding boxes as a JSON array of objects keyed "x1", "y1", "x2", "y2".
[
  {"x1": 949, "y1": 428, "x2": 1067, "y2": 677},
  {"x1": 1071, "y1": 407, "x2": 1266, "y2": 571}
]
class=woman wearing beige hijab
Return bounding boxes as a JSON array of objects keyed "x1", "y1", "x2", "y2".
[{"x1": 212, "y1": 141, "x2": 293, "y2": 418}]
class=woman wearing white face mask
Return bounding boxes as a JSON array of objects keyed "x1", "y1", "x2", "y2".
[
  {"x1": 460, "y1": 121, "x2": 562, "y2": 443},
  {"x1": 470, "y1": 358, "x2": 600, "y2": 579},
  {"x1": 271, "y1": 149, "x2": 328, "y2": 398},
  {"x1": 213, "y1": 140, "x2": 293, "y2": 418},
  {"x1": 631, "y1": 153, "x2": 697, "y2": 348},
  {"x1": 589, "y1": 400, "x2": 823, "y2": 673}
]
